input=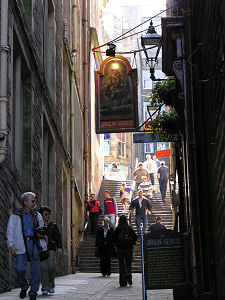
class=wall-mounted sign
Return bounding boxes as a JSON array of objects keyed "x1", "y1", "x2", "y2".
[
  {"x1": 95, "y1": 55, "x2": 138, "y2": 133},
  {"x1": 156, "y1": 148, "x2": 171, "y2": 158}
]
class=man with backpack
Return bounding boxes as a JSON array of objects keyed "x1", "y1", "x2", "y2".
[{"x1": 114, "y1": 215, "x2": 137, "y2": 287}]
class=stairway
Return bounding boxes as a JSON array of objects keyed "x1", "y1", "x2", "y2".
[{"x1": 77, "y1": 178, "x2": 173, "y2": 273}]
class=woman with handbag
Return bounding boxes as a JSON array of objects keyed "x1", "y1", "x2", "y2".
[
  {"x1": 95, "y1": 217, "x2": 115, "y2": 277},
  {"x1": 38, "y1": 206, "x2": 62, "y2": 295},
  {"x1": 87, "y1": 193, "x2": 101, "y2": 235}
]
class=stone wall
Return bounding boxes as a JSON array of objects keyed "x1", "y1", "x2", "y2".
[{"x1": 0, "y1": 0, "x2": 79, "y2": 292}]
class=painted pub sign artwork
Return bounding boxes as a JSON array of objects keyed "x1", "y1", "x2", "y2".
[{"x1": 95, "y1": 55, "x2": 138, "y2": 133}]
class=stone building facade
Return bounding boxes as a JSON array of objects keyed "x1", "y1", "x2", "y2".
[{"x1": 0, "y1": 0, "x2": 104, "y2": 292}]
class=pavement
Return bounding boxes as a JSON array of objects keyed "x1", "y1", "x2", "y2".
[{"x1": 0, "y1": 273, "x2": 174, "y2": 300}]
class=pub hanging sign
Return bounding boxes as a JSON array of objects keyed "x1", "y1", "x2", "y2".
[{"x1": 95, "y1": 55, "x2": 138, "y2": 133}]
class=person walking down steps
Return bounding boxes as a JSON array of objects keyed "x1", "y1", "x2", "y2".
[
  {"x1": 95, "y1": 217, "x2": 115, "y2": 277},
  {"x1": 120, "y1": 183, "x2": 132, "y2": 212},
  {"x1": 114, "y1": 215, "x2": 137, "y2": 287},
  {"x1": 157, "y1": 161, "x2": 169, "y2": 202},
  {"x1": 103, "y1": 190, "x2": 118, "y2": 228},
  {"x1": 87, "y1": 193, "x2": 101, "y2": 235},
  {"x1": 129, "y1": 190, "x2": 152, "y2": 236}
]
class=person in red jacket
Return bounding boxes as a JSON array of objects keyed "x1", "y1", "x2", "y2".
[
  {"x1": 103, "y1": 190, "x2": 118, "y2": 228},
  {"x1": 87, "y1": 193, "x2": 101, "y2": 235}
]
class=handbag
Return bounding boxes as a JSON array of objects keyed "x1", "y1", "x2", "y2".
[{"x1": 40, "y1": 250, "x2": 49, "y2": 261}]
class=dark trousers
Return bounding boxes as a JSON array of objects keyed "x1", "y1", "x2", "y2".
[
  {"x1": 159, "y1": 177, "x2": 168, "y2": 199},
  {"x1": 117, "y1": 248, "x2": 133, "y2": 285},
  {"x1": 100, "y1": 255, "x2": 111, "y2": 276},
  {"x1": 89, "y1": 212, "x2": 99, "y2": 234},
  {"x1": 149, "y1": 173, "x2": 155, "y2": 185}
]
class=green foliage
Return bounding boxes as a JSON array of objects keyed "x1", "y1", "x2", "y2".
[
  {"x1": 147, "y1": 77, "x2": 183, "y2": 141},
  {"x1": 150, "y1": 110, "x2": 181, "y2": 141},
  {"x1": 150, "y1": 78, "x2": 176, "y2": 106}
]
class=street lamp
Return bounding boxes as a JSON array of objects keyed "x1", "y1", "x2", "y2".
[
  {"x1": 106, "y1": 42, "x2": 116, "y2": 57},
  {"x1": 141, "y1": 21, "x2": 162, "y2": 81}
]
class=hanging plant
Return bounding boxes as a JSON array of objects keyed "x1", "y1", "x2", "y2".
[
  {"x1": 150, "y1": 78, "x2": 176, "y2": 106},
  {"x1": 150, "y1": 109, "x2": 182, "y2": 141}
]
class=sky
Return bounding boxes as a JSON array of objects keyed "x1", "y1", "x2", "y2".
[{"x1": 102, "y1": 0, "x2": 166, "y2": 41}]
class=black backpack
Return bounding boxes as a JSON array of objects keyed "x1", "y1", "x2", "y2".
[{"x1": 117, "y1": 228, "x2": 134, "y2": 248}]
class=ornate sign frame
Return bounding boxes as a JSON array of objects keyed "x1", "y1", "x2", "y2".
[{"x1": 95, "y1": 55, "x2": 138, "y2": 133}]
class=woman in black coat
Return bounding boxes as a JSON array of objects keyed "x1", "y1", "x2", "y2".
[
  {"x1": 114, "y1": 214, "x2": 137, "y2": 287},
  {"x1": 95, "y1": 217, "x2": 115, "y2": 277}
]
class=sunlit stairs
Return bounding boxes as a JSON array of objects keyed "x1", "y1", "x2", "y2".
[{"x1": 77, "y1": 178, "x2": 173, "y2": 273}]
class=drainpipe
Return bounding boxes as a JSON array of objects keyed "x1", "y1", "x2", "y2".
[
  {"x1": 83, "y1": 0, "x2": 89, "y2": 204},
  {"x1": 70, "y1": 69, "x2": 77, "y2": 273},
  {"x1": 0, "y1": 0, "x2": 9, "y2": 163}
]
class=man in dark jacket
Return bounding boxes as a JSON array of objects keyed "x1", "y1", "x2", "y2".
[
  {"x1": 147, "y1": 216, "x2": 167, "y2": 233},
  {"x1": 129, "y1": 190, "x2": 152, "y2": 235},
  {"x1": 95, "y1": 217, "x2": 115, "y2": 277}
]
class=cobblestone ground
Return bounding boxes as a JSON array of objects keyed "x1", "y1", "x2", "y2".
[{"x1": 0, "y1": 273, "x2": 174, "y2": 300}]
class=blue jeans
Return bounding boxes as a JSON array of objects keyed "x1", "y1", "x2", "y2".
[
  {"x1": 14, "y1": 240, "x2": 40, "y2": 297},
  {"x1": 136, "y1": 215, "x2": 147, "y2": 235},
  {"x1": 104, "y1": 214, "x2": 116, "y2": 228}
]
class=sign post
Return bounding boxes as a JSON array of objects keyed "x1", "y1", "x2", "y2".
[{"x1": 141, "y1": 231, "x2": 147, "y2": 300}]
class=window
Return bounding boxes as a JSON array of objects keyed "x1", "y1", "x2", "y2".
[
  {"x1": 44, "y1": 0, "x2": 55, "y2": 98},
  {"x1": 118, "y1": 133, "x2": 126, "y2": 157},
  {"x1": 22, "y1": 0, "x2": 32, "y2": 26},
  {"x1": 157, "y1": 142, "x2": 169, "y2": 150},
  {"x1": 143, "y1": 70, "x2": 152, "y2": 89},
  {"x1": 104, "y1": 140, "x2": 110, "y2": 156},
  {"x1": 62, "y1": 55, "x2": 69, "y2": 148},
  {"x1": 42, "y1": 116, "x2": 55, "y2": 206},
  {"x1": 144, "y1": 143, "x2": 154, "y2": 153},
  {"x1": 13, "y1": 34, "x2": 32, "y2": 187},
  {"x1": 22, "y1": 76, "x2": 32, "y2": 186}
]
